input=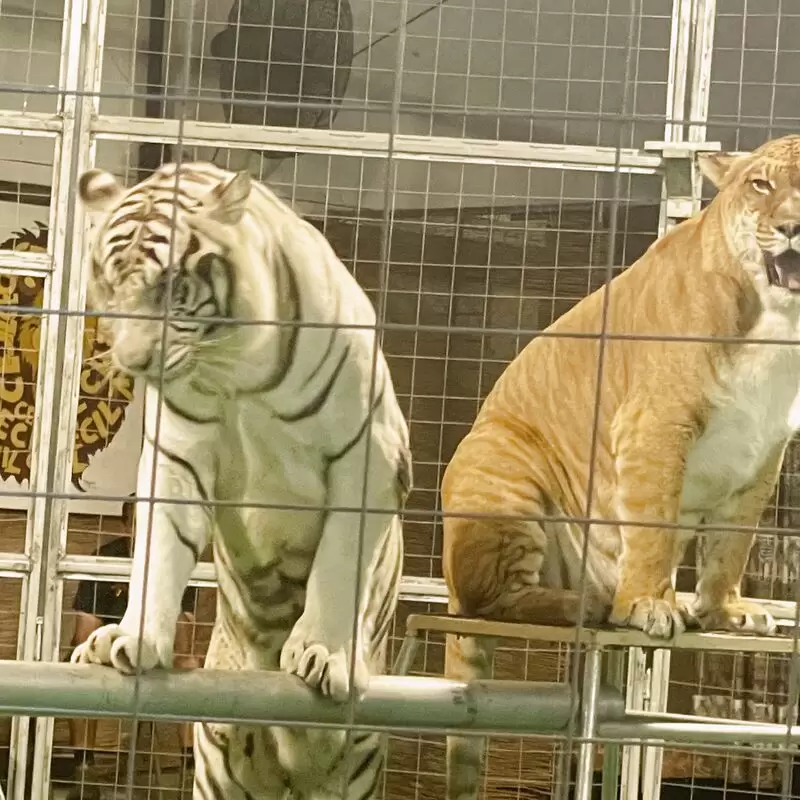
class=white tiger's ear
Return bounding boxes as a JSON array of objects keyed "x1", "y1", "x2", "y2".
[
  {"x1": 207, "y1": 171, "x2": 251, "y2": 225},
  {"x1": 698, "y1": 152, "x2": 742, "y2": 188},
  {"x1": 78, "y1": 169, "x2": 124, "y2": 211}
]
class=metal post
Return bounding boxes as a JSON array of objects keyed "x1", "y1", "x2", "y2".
[
  {"x1": 392, "y1": 633, "x2": 420, "y2": 676},
  {"x1": 622, "y1": 2, "x2": 719, "y2": 798},
  {"x1": 687, "y1": 0, "x2": 717, "y2": 145},
  {"x1": 620, "y1": 645, "x2": 647, "y2": 800},
  {"x1": 575, "y1": 647, "x2": 603, "y2": 800},
  {"x1": 641, "y1": 649, "x2": 671, "y2": 800},
  {"x1": 600, "y1": 649, "x2": 625, "y2": 800},
  {"x1": 551, "y1": 645, "x2": 574, "y2": 800},
  {"x1": 17, "y1": 0, "x2": 109, "y2": 797},
  {"x1": 7, "y1": 0, "x2": 81, "y2": 794}
]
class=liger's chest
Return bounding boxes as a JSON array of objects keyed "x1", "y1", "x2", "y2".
[{"x1": 680, "y1": 317, "x2": 800, "y2": 518}]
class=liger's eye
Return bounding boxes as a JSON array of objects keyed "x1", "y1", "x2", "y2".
[{"x1": 751, "y1": 177, "x2": 774, "y2": 195}]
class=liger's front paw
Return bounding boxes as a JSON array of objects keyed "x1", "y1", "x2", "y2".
[
  {"x1": 609, "y1": 595, "x2": 685, "y2": 639},
  {"x1": 70, "y1": 623, "x2": 166, "y2": 675},
  {"x1": 280, "y1": 620, "x2": 369, "y2": 703},
  {"x1": 680, "y1": 599, "x2": 776, "y2": 636}
]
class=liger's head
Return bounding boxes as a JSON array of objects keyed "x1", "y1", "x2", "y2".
[
  {"x1": 79, "y1": 164, "x2": 251, "y2": 385},
  {"x1": 700, "y1": 134, "x2": 800, "y2": 297}
]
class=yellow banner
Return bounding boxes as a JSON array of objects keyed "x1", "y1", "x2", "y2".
[{"x1": 0, "y1": 225, "x2": 135, "y2": 490}]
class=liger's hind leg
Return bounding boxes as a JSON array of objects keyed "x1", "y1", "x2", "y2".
[{"x1": 443, "y1": 515, "x2": 609, "y2": 627}]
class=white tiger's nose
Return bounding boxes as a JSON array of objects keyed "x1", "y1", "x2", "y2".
[
  {"x1": 114, "y1": 347, "x2": 153, "y2": 374},
  {"x1": 112, "y1": 328, "x2": 158, "y2": 374}
]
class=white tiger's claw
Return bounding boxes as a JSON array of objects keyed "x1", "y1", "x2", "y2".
[
  {"x1": 70, "y1": 623, "x2": 164, "y2": 675},
  {"x1": 280, "y1": 623, "x2": 369, "y2": 703}
]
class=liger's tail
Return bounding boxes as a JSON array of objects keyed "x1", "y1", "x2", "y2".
[{"x1": 444, "y1": 611, "x2": 497, "y2": 800}]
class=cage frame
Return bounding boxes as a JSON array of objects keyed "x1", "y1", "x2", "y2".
[{"x1": 1, "y1": 0, "x2": 797, "y2": 798}]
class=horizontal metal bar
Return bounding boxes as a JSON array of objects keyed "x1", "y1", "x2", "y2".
[
  {"x1": 91, "y1": 116, "x2": 664, "y2": 173},
  {"x1": 57, "y1": 557, "x2": 445, "y2": 603},
  {"x1": 405, "y1": 613, "x2": 800, "y2": 652},
  {"x1": 627, "y1": 709, "x2": 780, "y2": 729},
  {"x1": 58, "y1": 556, "x2": 217, "y2": 588},
  {"x1": 643, "y1": 139, "x2": 722, "y2": 154},
  {"x1": 397, "y1": 575, "x2": 448, "y2": 601},
  {"x1": 0, "y1": 110, "x2": 63, "y2": 136},
  {"x1": 398, "y1": 583, "x2": 800, "y2": 620},
  {"x1": 57, "y1": 561, "x2": 800, "y2": 623},
  {"x1": 341, "y1": 579, "x2": 800, "y2": 625},
  {"x1": 597, "y1": 719, "x2": 800, "y2": 747},
  {"x1": 0, "y1": 555, "x2": 30, "y2": 575},
  {"x1": 2, "y1": 662, "x2": 799, "y2": 748},
  {"x1": 0, "y1": 252, "x2": 52, "y2": 277},
  {"x1": 0, "y1": 661, "x2": 624, "y2": 735}
]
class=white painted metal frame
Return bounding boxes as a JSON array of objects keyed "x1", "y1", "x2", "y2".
[
  {"x1": 639, "y1": 4, "x2": 717, "y2": 800},
  {"x1": 7, "y1": 1, "x2": 107, "y2": 798},
  {"x1": 615, "y1": 4, "x2": 718, "y2": 799}
]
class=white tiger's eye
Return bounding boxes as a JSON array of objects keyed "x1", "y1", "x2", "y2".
[{"x1": 751, "y1": 177, "x2": 774, "y2": 195}]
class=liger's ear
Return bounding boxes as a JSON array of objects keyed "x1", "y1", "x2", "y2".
[
  {"x1": 205, "y1": 171, "x2": 251, "y2": 225},
  {"x1": 78, "y1": 169, "x2": 124, "y2": 212},
  {"x1": 697, "y1": 152, "x2": 744, "y2": 189}
]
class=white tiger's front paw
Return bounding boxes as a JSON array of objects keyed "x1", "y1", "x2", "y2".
[
  {"x1": 280, "y1": 619, "x2": 369, "y2": 703},
  {"x1": 70, "y1": 624, "x2": 169, "y2": 676}
]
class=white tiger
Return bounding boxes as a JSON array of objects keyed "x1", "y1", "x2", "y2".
[{"x1": 71, "y1": 161, "x2": 412, "y2": 800}]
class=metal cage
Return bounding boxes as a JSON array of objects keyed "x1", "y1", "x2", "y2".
[{"x1": 1, "y1": 0, "x2": 800, "y2": 799}]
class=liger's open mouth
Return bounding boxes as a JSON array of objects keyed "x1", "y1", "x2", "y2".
[{"x1": 764, "y1": 249, "x2": 800, "y2": 292}]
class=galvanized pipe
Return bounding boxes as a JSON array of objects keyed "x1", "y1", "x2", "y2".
[
  {"x1": 597, "y1": 719, "x2": 800, "y2": 746},
  {"x1": 5, "y1": 662, "x2": 800, "y2": 747},
  {"x1": 0, "y1": 663, "x2": 624, "y2": 735},
  {"x1": 574, "y1": 648, "x2": 603, "y2": 800}
]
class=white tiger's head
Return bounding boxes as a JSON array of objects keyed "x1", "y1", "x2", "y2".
[
  {"x1": 78, "y1": 164, "x2": 252, "y2": 386},
  {"x1": 700, "y1": 134, "x2": 800, "y2": 300}
]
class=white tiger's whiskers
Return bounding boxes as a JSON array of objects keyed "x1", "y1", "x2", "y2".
[{"x1": 83, "y1": 349, "x2": 113, "y2": 367}]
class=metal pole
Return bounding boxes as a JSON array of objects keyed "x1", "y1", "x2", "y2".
[
  {"x1": 597, "y1": 719, "x2": 800, "y2": 747},
  {"x1": 88, "y1": 116, "x2": 665, "y2": 173},
  {"x1": 7, "y1": 661, "x2": 800, "y2": 747},
  {"x1": 10, "y1": 0, "x2": 105, "y2": 797},
  {"x1": 575, "y1": 648, "x2": 602, "y2": 800},
  {"x1": 633, "y1": 0, "x2": 713, "y2": 795},
  {"x1": 0, "y1": 664, "x2": 625, "y2": 734},
  {"x1": 620, "y1": 645, "x2": 647, "y2": 800},
  {"x1": 138, "y1": 0, "x2": 171, "y2": 180},
  {"x1": 600, "y1": 649, "x2": 625, "y2": 800},
  {"x1": 392, "y1": 633, "x2": 420, "y2": 676}
]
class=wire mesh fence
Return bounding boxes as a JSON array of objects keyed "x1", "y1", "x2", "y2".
[{"x1": 2, "y1": 1, "x2": 800, "y2": 799}]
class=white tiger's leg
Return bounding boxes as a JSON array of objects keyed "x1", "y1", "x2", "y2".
[
  {"x1": 280, "y1": 435, "x2": 403, "y2": 702},
  {"x1": 72, "y1": 391, "x2": 218, "y2": 673}
]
